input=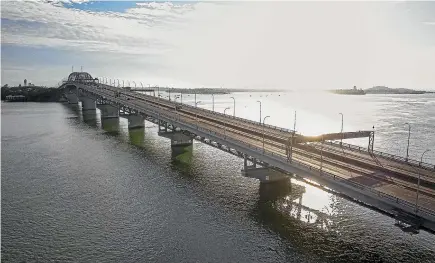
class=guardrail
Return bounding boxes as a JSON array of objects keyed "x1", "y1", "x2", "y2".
[
  {"x1": 179, "y1": 100, "x2": 297, "y2": 134},
  {"x1": 77, "y1": 82, "x2": 435, "y2": 219},
  {"x1": 323, "y1": 140, "x2": 435, "y2": 171}
]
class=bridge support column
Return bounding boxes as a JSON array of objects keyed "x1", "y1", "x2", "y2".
[
  {"x1": 81, "y1": 97, "x2": 96, "y2": 111},
  {"x1": 128, "y1": 115, "x2": 144, "y2": 129},
  {"x1": 65, "y1": 93, "x2": 79, "y2": 104},
  {"x1": 242, "y1": 166, "x2": 288, "y2": 183},
  {"x1": 242, "y1": 155, "x2": 287, "y2": 183},
  {"x1": 129, "y1": 127, "x2": 145, "y2": 146},
  {"x1": 158, "y1": 131, "x2": 193, "y2": 148},
  {"x1": 101, "y1": 118, "x2": 119, "y2": 133},
  {"x1": 98, "y1": 104, "x2": 119, "y2": 118}
]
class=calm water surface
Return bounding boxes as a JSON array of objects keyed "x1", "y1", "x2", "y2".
[{"x1": 2, "y1": 92, "x2": 435, "y2": 262}]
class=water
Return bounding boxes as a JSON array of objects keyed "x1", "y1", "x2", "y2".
[{"x1": 2, "y1": 93, "x2": 435, "y2": 262}]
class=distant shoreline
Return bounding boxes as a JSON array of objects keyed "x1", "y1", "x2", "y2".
[
  {"x1": 1, "y1": 86, "x2": 62, "y2": 102},
  {"x1": 329, "y1": 86, "x2": 434, "y2": 95},
  {"x1": 156, "y1": 87, "x2": 286, "y2": 94}
]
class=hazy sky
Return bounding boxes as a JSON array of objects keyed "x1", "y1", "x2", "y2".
[{"x1": 1, "y1": 0, "x2": 435, "y2": 90}]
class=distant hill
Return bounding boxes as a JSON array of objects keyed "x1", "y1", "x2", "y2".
[{"x1": 365, "y1": 86, "x2": 426, "y2": 94}]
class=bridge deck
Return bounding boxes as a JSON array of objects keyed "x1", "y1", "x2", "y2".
[
  {"x1": 64, "y1": 82, "x2": 435, "y2": 231},
  {"x1": 296, "y1": 131, "x2": 372, "y2": 143}
]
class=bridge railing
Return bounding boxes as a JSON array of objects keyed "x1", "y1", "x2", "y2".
[
  {"x1": 84, "y1": 82, "x2": 297, "y2": 135},
  {"x1": 180, "y1": 101, "x2": 296, "y2": 134},
  {"x1": 78, "y1": 83, "x2": 435, "y2": 219},
  {"x1": 323, "y1": 140, "x2": 435, "y2": 171}
]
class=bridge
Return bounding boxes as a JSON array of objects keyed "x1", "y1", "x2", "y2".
[{"x1": 60, "y1": 72, "x2": 435, "y2": 234}]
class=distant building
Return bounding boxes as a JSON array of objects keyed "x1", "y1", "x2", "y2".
[{"x1": 24, "y1": 79, "x2": 27, "y2": 86}]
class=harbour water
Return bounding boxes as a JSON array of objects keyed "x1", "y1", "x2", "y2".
[{"x1": 2, "y1": 92, "x2": 435, "y2": 262}]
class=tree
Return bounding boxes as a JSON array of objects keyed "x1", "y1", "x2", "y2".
[{"x1": 2, "y1": 84, "x2": 8, "y2": 88}]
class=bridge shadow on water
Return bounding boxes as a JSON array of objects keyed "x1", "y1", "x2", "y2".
[{"x1": 250, "y1": 180, "x2": 395, "y2": 263}]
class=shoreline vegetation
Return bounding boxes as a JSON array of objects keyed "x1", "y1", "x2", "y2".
[{"x1": 1, "y1": 86, "x2": 62, "y2": 102}]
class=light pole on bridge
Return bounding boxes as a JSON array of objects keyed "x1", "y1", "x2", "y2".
[
  {"x1": 230, "y1": 97, "x2": 235, "y2": 117},
  {"x1": 132, "y1": 81, "x2": 136, "y2": 88},
  {"x1": 256, "y1": 100, "x2": 262, "y2": 124},
  {"x1": 211, "y1": 94, "x2": 215, "y2": 112},
  {"x1": 262, "y1": 116, "x2": 271, "y2": 153},
  {"x1": 416, "y1": 149, "x2": 431, "y2": 212},
  {"x1": 224, "y1": 107, "x2": 231, "y2": 136},
  {"x1": 288, "y1": 111, "x2": 297, "y2": 162},
  {"x1": 339, "y1": 112, "x2": 344, "y2": 145},
  {"x1": 320, "y1": 135, "x2": 324, "y2": 173},
  {"x1": 405, "y1": 123, "x2": 411, "y2": 162},
  {"x1": 195, "y1": 101, "x2": 202, "y2": 126}
]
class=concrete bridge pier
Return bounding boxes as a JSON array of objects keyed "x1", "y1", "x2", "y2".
[
  {"x1": 65, "y1": 93, "x2": 79, "y2": 104},
  {"x1": 81, "y1": 97, "x2": 96, "y2": 111},
  {"x1": 159, "y1": 131, "x2": 193, "y2": 148},
  {"x1": 128, "y1": 115, "x2": 144, "y2": 129},
  {"x1": 242, "y1": 155, "x2": 288, "y2": 183},
  {"x1": 129, "y1": 127, "x2": 145, "y2": 146},
  {"x1": 101, "y1": 118, "x2": 119, "y2": 133},
  {"x1": 98, "y1": 104, "x2": 119, "y2": 118}
]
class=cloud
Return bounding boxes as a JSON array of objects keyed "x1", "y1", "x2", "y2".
[{"x1": 1, "y1": 1, "x2": 435, "y2": 90}]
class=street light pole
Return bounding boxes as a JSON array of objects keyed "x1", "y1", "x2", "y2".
[
  {"x1": 224, "y1": 107, "x2": 230, "y2": 136},
  {"x1": 289, "y1": 111, "x2": 297, "y2": 162},
  {"x1": 339, "y1": 113, "x2": 344, "y2": 145},
  {"x1": 195, "y1": 101, "x2": 202, "y2": 125},
  {"x1": 263, "y1": 116, "x2": 270, "y2": 153},
  {"x1": 230, "y1": 97, "x2": 235, "y2": 117},
  {"x1": 256, "y1": 101, "x2": 262, "y2": 124},
  {"x1": 416, "y1": 149, "x2": 431, "y2": 212},
  {"x1": 320, "y1": 135, "x2": 324, "y2": 173},
  {"x1": 405, "y1": 123, "x2": 411, "y2": 161},
  {"x1": 211, "y1": 94, "x2": 215, "y2": 112}
]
